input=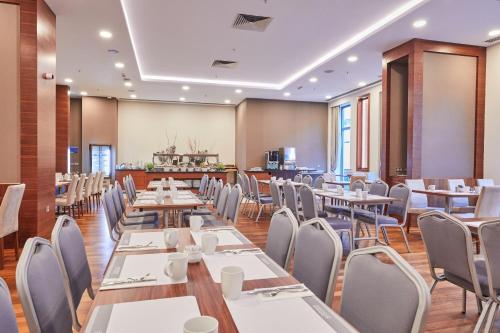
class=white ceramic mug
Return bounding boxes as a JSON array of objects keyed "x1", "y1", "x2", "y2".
[
  {"x1": 184, "y1": 316, "x2": 219, "y2": 333},
  {"x1": 428, "y1": 185, "x2": 436, "y2": 191},
  {"x1": 164, "y1": 252, "x2": 188, "y2": 280},
  {"x1": 201, "y1": 233, "x2": 218, "y2": 255},
  {"x1": 164, "y1": 229, "x2": 180, "y2": 248},
  {"x1": 221, "y1": 266, "x2": 244, "y2": 300},
  {"x1": 190, "y1": 216, "x2": 203, "y2": 232}
]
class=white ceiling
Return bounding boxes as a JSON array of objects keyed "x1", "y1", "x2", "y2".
[{"x1": 46, "y1": 0, "x2": 500, "y2": 105}]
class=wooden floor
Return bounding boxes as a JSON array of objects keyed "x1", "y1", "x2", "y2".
[{"x1": 0, "y1": 204, "x2": 497, "y2": 332}]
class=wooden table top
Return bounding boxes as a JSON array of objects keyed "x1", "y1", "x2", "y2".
[
  {"x1": 313, "y1": 189, "x2": 396, "y2": 205},
  {"x1": 412, "y1": 189, "x2": 480, "y2": 197},
  {"x1": 456, "y1": 217, "x2": 500, "y2": 232},
  {"x1": 81, "y1": 228, "x2": 356, "y2": 332},
  {"x1": 132, "y1": 196, "x2": 204, "y2": 210}
]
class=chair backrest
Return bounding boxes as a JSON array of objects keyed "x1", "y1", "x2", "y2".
[
  {"x1": 102, "y1": 190, "x2": 119, "y2": 241},
  {"x1": 478, "y1": 220, "x2": 500, "y2": 301},
  {"x1": 242, "y1": 174, "x2": 251, "y2": 196},
  {"x1": 16, "y1": 237, "x2": 73, "y2": 333},
  {"x1": 224, "y1": 184, "x2": 242, "y2": 224},
  {"x1": 302, "y1": 175, "x2": 313, "y2": 186},
  {"x1": 477, "y1": 179, "x2": 495, "y2": 187},
  {"x1": 283, "y1": 182, "x2": 300, "y2": 220},
  {"x1": 83, "y1": 173, "x2": 94, "y2": 198},
  {"x1": 405, "y1": 179, "x2": 429, "y2": 208},
  {"x1": 65, "y1": 175, "x2": 79, "y2": 205},
  {"x1": 123, "y1": 177, "x2": 135, "y2": 205},
  {"x1": 350, "y1": 175, "x2": 367, "y2": 187},
  {"x1": 350, "y1": 180, "x2": 365, "y2": 191},
  {"x1": 75, "y1": 174, "x2": 86, "y2": 202},
  {"x1": 0, "y1": 277, "x2": 18, "y2": 333},
  {"x1": 212, "y1": 180, "x2": 224, "y2": 208},
  {"x1": 269, "y1": 181, "x2": 283, "y2": 208},
  {"x1": 369, "y1": 180, "x2": 389, "y2": 196},
  {"x1": 114, "y1": 182, "x2": 128, "y2": 214},
  {"x1": 216, "y1": 184, "x2": 231, "y2": 216},
  {"x1": 51, "y1": 215, "x2": 92, "y2": 330},
  {"x1": 313, "y1": 176, "x2": 325, "y2": 189},
  {"x1": 111, "y1": 187, "x2": 125, "y2": 220},
  {"x1": 474, "y1": 186, "x2": 500, "y2": 217},
  {"x1": 340, "y1": 246, "x2": 430, "y2": 333},
  {"x1": 91, "y1": 172, "x2": 100, "y2": 194},
  {"x1": 299, "y1": 185, "x2": 318, "y2": 220},
  {"x1": 417, "y1": 212, "x2": 482, "y2": 296},
  {"x1": 250, "y1": 175, "x2": 261, "y2": 201},
  {"x1": 198, "y1": 174, "x2": 209, "y2": 195},
  {"x1": 294, "y1": 174, "x2": 303, "y2": 183},
  {"x1": 0, "y1": 184, "x2": 25, "y2": 238},
  {"x1": 204, "y1": 177, "x2": 216, "y2": 201},
  {"x1": 293, "y1": 218, "x2": 342, "y2": 306},
  {"x1": 236, "y1": 173, "x2": 243, "y2": 188},
  {"x1": 386, "y1": 184, "x2": 411, "y2": 225},
  {"x1": 129, "y1": 175, "x2": 138, "y2": 197},
  {"x1": 447, "y1": 179, "x2": 469, "y2": 207},
  {"x1": 97, "y1": 171, "x2": 105, "y2": 192},
  {"x1": 265, "y1": 208, "x2": 298, "y2": 270}
]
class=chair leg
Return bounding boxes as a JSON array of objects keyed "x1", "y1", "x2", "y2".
[
  {"x1": 430, "y1": 279, "x2": 439, "y2": 294},
  {"x1": 14, "y1": 231, "x2": 19, "y2": 260},
  {"x1": 381, "y1": 227, "x2": 390, "y2": 244},
  {"x1": 400, "y1": 226, "x2": 411, "y2": 252},
  {"x1": 0, "y1": 238, "x2": 4, "y2": 270},
  {"x1": 484, "y1": 302, "x2": 499, "y2": 333},
  {"x1": 462, "y1": 288, "x2": 467, "y2": 314},
  {"x1": 255, "y1": 205, "x2": 263, "y2": 222},
  {"x1": 476, "y1": 296, "x2": 483, "y2": 314},
  {"x1": 474, "y1": 300, "x2": 494, "y2": 333}
]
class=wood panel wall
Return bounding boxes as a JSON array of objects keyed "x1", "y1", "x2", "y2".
[
  {"x1": 381, "y1": 39, "x2": 486, "y2": 181},
  {"x1": 56, "y1": 85, "x2": 69, "y2": 173}
]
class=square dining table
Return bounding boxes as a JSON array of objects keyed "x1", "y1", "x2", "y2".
[{"x1": 411, "y1": 189, "x2": 479, "y2": 213}]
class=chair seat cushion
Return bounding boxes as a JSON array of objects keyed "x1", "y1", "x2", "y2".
[
  {"x1": 121, "y1": 215, "x2": 158, "y2": 226},
  {"x1": 357, "y1": 212, "x2": 399, "y2": 225},
  {"x1": 324, "y1": 205, "x2": 350, "y2": 215},
  {"x1": 126, "y1": 211, "x2": 159, "y2": 219},
  {"x1": 182, "y1": 208, "x2": 212, "y2": 216}
]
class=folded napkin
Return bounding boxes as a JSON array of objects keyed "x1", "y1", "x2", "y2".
[{"x1": 100, "y1": 275, "x2": 158, "y2": 291}]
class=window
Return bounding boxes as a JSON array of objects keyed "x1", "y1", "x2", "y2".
[
  {"x1": 339, "y1": 104, "x2": 351, "y2": 175},
  {"x1": 90, "y1": 144, "x2": 111, "y2": 177},
  {"x1": 356, "y1": 95, "x2": 370, "y2": 171}
]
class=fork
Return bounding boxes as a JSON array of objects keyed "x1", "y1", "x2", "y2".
[{"x1": 263, "y1": 287, "x2": 308, "y2": 297}]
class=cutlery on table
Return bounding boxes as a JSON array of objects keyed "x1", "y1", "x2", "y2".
[
  {"x1": 102, "y1": 273, "x2": 156, "y2": 286},
  {"x1": 117, "y1": 241, "x2": 157, "y2": 250},
  {"x1": 218, "y1": 248, "x2": 261, "y2": 255},
  {"x1": 246, "y1": 284, "x2": 306, "y2": 295}
]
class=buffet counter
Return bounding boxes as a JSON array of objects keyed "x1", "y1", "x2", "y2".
[{"x1": 115, "y1": 169, "x2": 228, "y2": 190}]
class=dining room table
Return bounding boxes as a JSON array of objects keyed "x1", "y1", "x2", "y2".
[
  {"x1": 324, "y1": 179, "x2": 374, "y2": 187},
  {"x1": 81, "y1": 228, "x2": 358, "y2": 333},
  {"x1": 258, "y1": 179, "x2": 304, "y2": 187},
  {"x1": 412, "y1": 188, "x2": 479, "y2": 213}
]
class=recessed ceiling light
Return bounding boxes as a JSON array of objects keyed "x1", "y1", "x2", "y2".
[
  {"x1": 235, "y1": 89, "x2": 242, "y2": 94},
  {"x1": 309, "y1": 77, "x2": 318, "y2": 83},
  {"x1": 413, "y1": 19, "x2": 427, "y2": 28},
  {"x1": 488, "y1": 29, "x2": 500, "y2": 37},
  {"x1": 358, "y1": 81, "x2": 367, "y2": 87},
  {"x1": 99, "y1": 30, "x2": 113, "y2": 39},
  {"x1": 115, "y1": 62, "x2": 125, "y2": 69},
  {"x1": 124, "y1": 81, "x2": 132, "y2": 87},
  {"x1": 130, "y1": 94, "x2": 137, "y2": 99},
  {"x1": 179, "y1": 97, "x2": 186, "y2": 101},
  {"x1": 224, "y1": 99, "x2": 231, "y2": 104},
  {"x1": 283, "y1": 92, "x2": 291, "y2": 97},
  {"x1": 80, "y1": 91, "x2": 88, "y2": 96},
  {"x1": 64, "y1": 78, "x2": 73, "y2": 83},
  {"x1": 347, "y1": 55, "x2": 358, "y2": 63},
  {"x1": 182, "y1": 85, "x2": 190, "y2": 91},
  {"x1": 325, "y1": 95, "x2": 332, "y2": 99}
]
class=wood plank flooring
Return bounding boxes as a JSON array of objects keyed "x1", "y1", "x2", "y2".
[{"x1": 0, "y1": 204, "x2": 496, "y2": 332}]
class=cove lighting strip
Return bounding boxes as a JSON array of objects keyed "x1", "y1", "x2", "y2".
[{"x1": 120, "y1": 0, "x2": 428, "y2": 90}]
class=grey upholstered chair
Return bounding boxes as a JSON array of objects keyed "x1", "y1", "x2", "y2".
[
  {"x1": 201, "y1": 177, "x2": 216, "y2": 203},
  {"x1": 418, "y1": 211, "x2": 487, "y2": 315},
  {"x1": 350, "y1": 179, "x2": 365, "y2": 191},
  {"x1": 198, "y1": 184, "x2": 231, "y2": 227},
  {"x1": 283, "y1": 182, "x2": 302, "y2": 221},
  {"x1": 405, "y1": 179, "x2": 443, "y2": 214},
  {"x1": 0, "y1": 183, "x2": 25, "y2": 269},
  {"x1": 313, "y1": 175, "x2": 325, "y2": 189},
  {"x1": 302, "y1": 175, "x2": 313, "y2": 186},
  {"x1": 242, "y1": 174, "x2": 254, "y2": 216},
  {"x1": 91, "y1": 171, "x2": 102, "y2": 207},
  {"x1": 0, "y1": 277, "x2": 18, "y2": 333},
  {"x1": 111, "y1": 187, "x2": 158, "y2": 227},
  {"x1": 340, "y1": 246, "x2": 430, "y2": 333},
  {"x1": 269, "y1": 180, "x2": 283, "y2": 210},
  {"x1": 184, "y1": 180, "x2": 224, "y2": 220},
  {"x1": 74, "y1": 174, "x2": 86, "y2": 217},
  {"x1": 294, "y1": 174, "x2": 303, "y2": 183},
  {"x1": 201, "y1": 184, "x2": 242, "y2": 226},
  {"x1": 51, "y1": 215, "x2": 94, "y2": 330},
  {"x1": 16, "y1": 237, "x2": 73, "y2": 333},
  {"x1": 475, "y1": 220, "x2": 500, "y2": 332},
  {"x1": 265, "y1": 208, "x2": 298, "y2": 271},
  {"x1": 293, "y1": 218, "x2": 343, "y2": 306},
  {"x1": 56, "y1": 174, "x2": 78, "y2": 216},
  {"x1": 454, "y1": 186, "x2": 500, "y2": 219},
  {"x1": 477, "y1": 179, "x2": 495, "y2": 187},
  {"x1": 83, "y1": 173, "x2": 94, "y2": 212},
  {"x1": 250, "y1": 175, "x2": 273, "y2": 222},
  {"x1": 447, "y1": 179, "x2": 475, "y2": 213},
  {"x1": 358, "y1": 183, "x2": 412, "y2": 252},
  {"x1": 197, "y1": 174, "x2": 209, "y2": 200}
]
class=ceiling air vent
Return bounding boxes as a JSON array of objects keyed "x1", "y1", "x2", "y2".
[
  {"x1": 485, "y1": 36, "x2": 500, "y2": 44},
  {"x1": 232, "y1": 14, "x2": 273, "y2": 32},
  {"x1": 211, "y1": 60, "x2": 238, "y2": 69}
]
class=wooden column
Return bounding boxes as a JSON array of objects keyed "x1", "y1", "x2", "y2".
[{"x1": 56, "y1": 85, "x2": 70, "y2": 173}]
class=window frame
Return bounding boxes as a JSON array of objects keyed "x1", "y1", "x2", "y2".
[
  {"x1": 356, "y1": 94, "x2": 370, "y2": 171},
  {"x1": 339, "y1": 103, "x2": 352, "y2": 175}
]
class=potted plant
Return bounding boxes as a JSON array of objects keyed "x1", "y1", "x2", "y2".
[
  {"x1": 145, "y1": 162, "x2": 154, "y2": 171},
  {"x1": 215, "y1": 163, "x2": 225, "y2": 171}
]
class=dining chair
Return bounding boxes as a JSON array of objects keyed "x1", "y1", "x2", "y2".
[
  {"x1": 477, "y1": 179, "x2": 495, "y2": 187},
  {"x1": 454, "y1": 186, "x2": 500, "y2": 219},
  {"x1": 447, "y1": 179, "x2": 475, "y2": 213},
  {"x1": 196, "y1": 174, "x2": 209, "y2": 198},
  {"x1": 340, "y1": 246, "x2": 430, "y2": 333},
  {"x1": 265, "y1": 208, "x2": 298, "y2": 270},
  {"x1": 56, "y1": 174, "x2": 79, "y2": 217},
  {"x1": 418, "y1": 211, "x2": 487, "y2": 315},
  {"x1": 475, "y1": 220, "x2": 500, "y2": 332},
  {"x1": 405, "y1": 179, "x2": 444, "y2": 231},
  {"x1": 91, "y1": 171, "x2": 101, "y2": 208},
  {"x1": 123, "y1": 176, "x2": 136, "y2": 205},
  {"x1": 0, "y1": 184, "x2": 25, "y2": 269},
  {"x1": 293, "y1": 174, "x2": 303, "y2": 183},
  {"x1": 269, "y1": 180, "x2": 283, "y2": 210},
  {"x1": 114, "y1": 181, "x2": 158, "y2": 219},
  {"x1": 111, "y1": 187, "x2": 158, "y2": 227},
  {"x1": 201, "y1": 177, "x2": 216, "y2": 203},
  {"x1": 350, "y1": 179, "x2": 365, "y2": 191},
  {"x1": 302, "y1": 175, "x2": 313, "y2": 186},
  {"x1": 0, "y1": 277, "x2": 18, "y2": 333},
  {"x1": 242, "y1": 174, "x2": 254, "y2": 216},
  {"x1": 83, "y1": 173, "x2": 94, "y2": 213},
  {"x1": 283, "y1": 182, "x2": 302, "y2": 222},
  {"x1": 313, "y1": 175, "x2": 325, "y2": 189},
  {"x1": 74, "y1": 174, "x2": 86, "y2": 217},
  {"x1": 201, "y1": 184, "x2": 241, "y2": 226},
  {"x1": 198, "y1": 184, "x2": 231, "y2": 227},
  {"x1": 250, "y1": 175, "x2": 273, "y2": 222},
  {"x1": 16, "y1": 237, "x2": 73, "y2": 333},
  {"x1": 350, "y1": 175, "x2": 367, "y2": 188},
  {"x1": 183, "y1": 180, "x2": 224, "y2": 221},
  {"x1": 51, "y1": 215, "x2": 94, "y2": 331},
  {"x1": 357, "y1": 183, "x2": 412, "y2": 252},
  {"x1": 292, "y1": 218, "x2": 343, "y2": 306}
]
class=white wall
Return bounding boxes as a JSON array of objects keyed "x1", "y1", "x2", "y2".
[
  {"x1": 118, "y1": 100, "x2": 236, "y2": 165},
  {"x1": 485, "y1": 43, "x2": 500, "y2": 183},
  {"x1": 328, "y1": 83, "x2": 382, "y2": 177}
]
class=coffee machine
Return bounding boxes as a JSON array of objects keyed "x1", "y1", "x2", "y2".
[
  {"x1": 279, "y1": 147, "x2": 296, "y2": 170},
  {"x1": 265, "y1": 150, "x2": 279, "y2": 170}
]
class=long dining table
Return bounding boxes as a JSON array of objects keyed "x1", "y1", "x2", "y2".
[
  {"x1": 81, "y1": 228, "x2": 358, "y2": 333},
  {"x1": 412, "y1": 188, "x2": 479, "y2": 213}
]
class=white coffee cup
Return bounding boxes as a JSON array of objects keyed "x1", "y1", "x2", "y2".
[
  {"x1": 336, "y1": 185, "x2": 344, "y2": 195},
  {"x1": 190, "y1": 216, "x2": 203, "y2": 232},
  {"x1": 428, "y1": 185, "x2": 436, "y2": 191},
  {"x1": 355, "y1": 189, "x2": 362, "y2": 198},
  {"x1": 221, "y1": 266, "x2": 244, "y2": 300},
  {"x1": 201, "y1": 233, "x2": 218, "y2": 255},
  {"x1": 184, "y1": 316, "x2": 218, "y2": 333},
  {"x1": 164, "y1": 252, "x2": 188, "y2": 280},
  {"x1": 164, "y1": 229, "x2": 180, "y2": 248}
]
